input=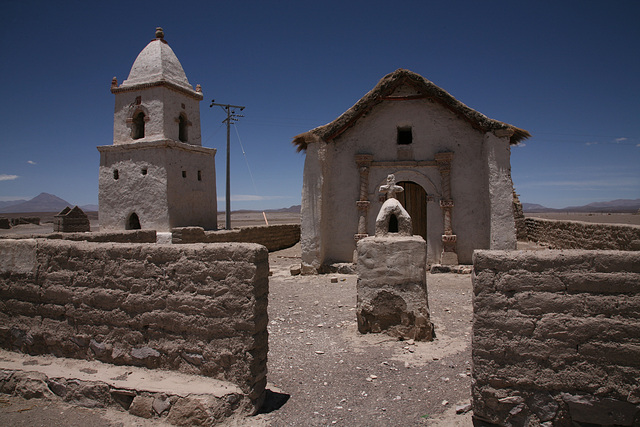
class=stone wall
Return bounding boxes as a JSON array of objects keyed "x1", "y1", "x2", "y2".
[
  {"x1": 0, "y1": 239, "x2": 269, "y2": 409},
  {"x1": 172, "y1": 224, "x2": 300, "y2": 252},
  {"x1": 0, "y1": 229, "x2": 156, "y2": 243},
  {"x1": 472, "y1": 250, "x2": 640, "y2": 426},
  {"x1": 356, "y1": 235, "x2": 433, "y2": 341},
  {"x1": 525, "y1": 217, "x2": 640, "y2": 250}
]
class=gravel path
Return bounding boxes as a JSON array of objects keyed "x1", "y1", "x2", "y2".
[{"x1": 252, "y1": 243, "x2": 473, "y2": 426}]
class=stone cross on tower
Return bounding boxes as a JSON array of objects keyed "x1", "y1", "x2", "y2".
[{"x1": 379, "y1": 174, "x2": 404, "y2": 200}]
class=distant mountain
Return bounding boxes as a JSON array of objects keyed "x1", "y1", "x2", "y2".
[
  {"x1": 523, "y1": 199, "x2": 640, "y2": 213},
  {"x1": 232, "y1": 205, "x2": 301, "y2": 214},
  {"x1": 0, "y1": 193, "x2": 73, "y2": 213},
  {"x1": 81, "y1": 204, "x2": 99, "y2": 212},
  {"x1": 266, "y1": 205, "x2": 301, "y2": 214},
  {"x1": 522, "y1": 203, "x2": 553, "y2": 213},
  {"x1": 0, "y1": 199, "x2": 28, "y2": 210}
]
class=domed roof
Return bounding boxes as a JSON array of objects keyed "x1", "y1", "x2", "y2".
[{"x1": 120, "y1": 28, "x2": 195, "y2": 92}]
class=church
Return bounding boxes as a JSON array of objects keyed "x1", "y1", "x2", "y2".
[
  {"x1": 98, "y1": 28, "x2": 217, "y2": 232},
  {"x1": 293, "y1": 69, "x2": 530, "y2": 273}
]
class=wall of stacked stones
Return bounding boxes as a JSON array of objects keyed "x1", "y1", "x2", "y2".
[
  {"x1": 172, "y1": 224, "x2": 300, "y2": 252},
  {"x1": 0, "y1": 239, "x2": 269, "y2": 406},
  {"x1": 0, "y1": 229, "x2": 157, "y2": 243},
  {"x1": 525, "y1": 217, "x2": 640, "y2": 250},
  {"x1": 472, "y1": 250, "x2": 640, "y2": 426}
]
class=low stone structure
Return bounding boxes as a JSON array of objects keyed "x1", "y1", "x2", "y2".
[
  {"x1": 526, "y1": 217, "x2": 640, "y2": 250},
  {"x1": 0, "y1": 229, "x2": 156, "y2": 243},
  {"x1": 356, "y1": 175, "x2": 433, "y2": 341},
  {"x1": 0, "y1": 349, "x2": 248, "y2": 425},
  {"x1": 172, "y1": 224, "x2": 300, "y2": 252},
  {"x1": 53, "y1": 206, "x2": 90, "y2": 232},
  {"x1": 0, "y1": 239, "x2": 269, "y2": 414},
  {"x1": 472, "y1": 249, "x2": 640, "y2": 426},
  {"x1": 9, "y1": 217, "x2": 40, "y2": 226}
]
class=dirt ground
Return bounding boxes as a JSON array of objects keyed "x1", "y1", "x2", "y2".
[{"x1": 0, "y1": 241, "x2": 474, "y2": 426}]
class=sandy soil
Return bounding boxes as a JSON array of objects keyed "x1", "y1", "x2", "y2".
[{"x1": 0, "y1": 242, "x2": 473, "y2": 426}]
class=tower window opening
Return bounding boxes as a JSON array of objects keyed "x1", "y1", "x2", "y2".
[
  {"x1": 397, "y1": 126, "x2": 412, "y2": 145},
  {"x1": 132, "y1": 111, "x2": 145, "y2": 140},
  {"x1": 113, "y1": 169, "x2": 119, "y2": 180},
  {"x1": 141, "y1": 168, "x2": 147, "y2": 175},
  {"x1": 197, "y1": 170, "x2": 202, "y2": 181},
  {"x1": 178, "y1": 114, "x2": 188, "y2": 142},
  {"x1": 182, "y1": 170, "x2": 187, "y2": 178}
]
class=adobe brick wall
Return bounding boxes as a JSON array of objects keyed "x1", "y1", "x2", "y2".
[
  {"x1": 0, "y1": 239, "x2": 269, "y2": 409},
  {"x1": 472, "y1": 250, "x2": 640, "y2": 426},
  {"x1": 0, "y1": 229, "x2": 157, "y2": 243},
  {"x1": 172, "y1": 224, "x2": 300, "y2": 252},
  {"x1": 525, "y1": 217, "x2": 640, "y2": 250}
]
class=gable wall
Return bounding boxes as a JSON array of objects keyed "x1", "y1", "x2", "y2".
[{"x1": 322, "y1": 95, "x2": 492, "y2": 265}]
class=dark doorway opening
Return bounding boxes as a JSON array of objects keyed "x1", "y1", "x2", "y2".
[
  {"x1": 388, "y1": 214, "x2": 399, "y2": 233},
  {"x1": 397, "y1": 181, "x2": 427, "y2": 240},
  {"x1": 127, "y1": 213, "x2": 141, "y2": 230}
]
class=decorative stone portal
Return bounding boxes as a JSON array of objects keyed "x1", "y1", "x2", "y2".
[{"x1": 356, "y1": 174, "x2": 433, "y2": 341}]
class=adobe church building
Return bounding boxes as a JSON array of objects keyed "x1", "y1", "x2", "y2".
[
  {"x1": 293, "y1": 69, "x2": 530, "y2": 274},
  {"x1": 98, "y1": 28, "x2": 217, "y2": 232}
]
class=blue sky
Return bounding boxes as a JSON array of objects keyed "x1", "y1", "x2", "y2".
[{"x1": 0, "y1": 0, "x2": 638, "y2": 210}]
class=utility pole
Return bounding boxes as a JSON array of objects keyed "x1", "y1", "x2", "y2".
[{"x1": 210, "y1": 100, "x2": 244, "y2": 230}]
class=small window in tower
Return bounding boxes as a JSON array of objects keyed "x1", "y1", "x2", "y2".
[
  {"x1": 178, "y1": 114, "x2": 188, "y2": 142},
  {"x1": 197, "y1": 170, "x2": 202, "y2": 181},
  {"x1": 141, "y1": 168, "x2": 147, "y2": 175},
  {"x1": 182, "y1": 170, "x2": 187, "y2": 178},
  {"x1": 397, "y1": 126, "x2": 412, "y2": 145},
  {"x1": 113, "y1": 169, "x2": 119, "y2": 180},
  {"x1": 135, "y1": 96, "x2": 141, "y2": 105},
  {"x1": 132, "y1": 111, "x2": 145, "y2": 140},
  {"x1": 181, "y1": 103, "x2": 185, "y2": 109}
]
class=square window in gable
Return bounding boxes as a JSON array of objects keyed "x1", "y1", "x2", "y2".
[{"x1": 397, "y1": 126, "x2": 412, "y2": 145}]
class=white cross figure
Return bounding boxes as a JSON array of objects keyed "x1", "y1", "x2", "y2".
[{"x1": 379, "y1": 174, "x2": 404, "y2": 200}]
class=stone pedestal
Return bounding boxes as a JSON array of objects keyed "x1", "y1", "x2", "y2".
[{"x1": 356, "y1": 236, "x2": 433, "y2": 341}]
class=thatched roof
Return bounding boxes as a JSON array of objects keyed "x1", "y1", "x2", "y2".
[{"x1": 292, "y1": 69, "x2": 530, "y2": 152}]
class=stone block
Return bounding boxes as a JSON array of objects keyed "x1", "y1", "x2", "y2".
[{"x1": 356, "y1": 236, "x2": 432, "y2": 341}]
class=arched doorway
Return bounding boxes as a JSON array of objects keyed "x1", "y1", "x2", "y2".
[
  {"x1": 396, "y1": 181, "x2": 427, "y2": 240},
  {"x1": 127, "y1": 213, "x2": 141, "y2": 230}
]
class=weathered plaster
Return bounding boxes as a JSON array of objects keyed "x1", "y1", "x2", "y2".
[{"x1": 301, "y1": 82, "x2": 510, "y2": 269}]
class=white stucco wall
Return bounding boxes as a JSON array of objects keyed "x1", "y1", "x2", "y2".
[
  {"x1": 483, "y1": 132, "x2": 517, "y2": 249},
  {"x1": 98, "y1": 144, "x2": 170, "y2": 231},
  {"x1": 113, "y1": 87, "x2": 201, "y2": 146},
  {"x1": 302, "y1": 82, "x2": 511, "y2": 268},
  {"x1": 166, "y1": 145, "x2": 217, "y2": 229},
  {"x1": 98, "y1": 142, "x2": 216, "y2": 231}
]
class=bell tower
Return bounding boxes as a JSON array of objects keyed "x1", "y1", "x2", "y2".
[
  {"x1": 98, "y1": 28, "x2": 217, "y2": 232},
  {"x1": 110, "y1": 27, "x2": 203, "y2": 146}
]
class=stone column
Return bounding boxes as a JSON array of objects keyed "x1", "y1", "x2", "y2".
[
  {"x1": 354, "y1": 154, "x2": 373, "y2": 241},
  {"x1": 435, "y1": 152, "x2": 458, "y2": 265}
]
